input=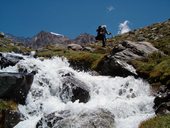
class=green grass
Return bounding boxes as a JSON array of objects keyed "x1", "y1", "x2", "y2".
[
  {"x1": 139, "y1": 114, "x2": 170, "y2": 128},
  {"x1": 0, "y1": 100, "x2": 17, "y2": 111},
  {"x1": 0, "y1": 38, "x2": 32, "y2": 53},
  {"x1": 37, "y1": 46, "x2": 105, "y2": 70},
  {"x1": 131, "y1": 52, "x2": 170, "y2": 86}
]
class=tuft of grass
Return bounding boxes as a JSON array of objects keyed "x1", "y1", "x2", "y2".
[
  {"x1": 0, "y1": 100, "x2": 17, "y2": 111},
  {"x1": 139, "y1": 114, "x2": 170, "y2": 128}
]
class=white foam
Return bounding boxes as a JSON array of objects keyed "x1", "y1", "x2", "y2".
[{"x1": 0, "y1": 54, "x2": 154, "y2": 128}]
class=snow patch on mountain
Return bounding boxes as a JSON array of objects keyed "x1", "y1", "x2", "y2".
[{"x1": 50, "y1": 32, "x2": 64, "y2": 37}]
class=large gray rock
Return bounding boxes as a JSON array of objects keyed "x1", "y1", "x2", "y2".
[
  {"x1": 36, "y1": 108, "x2": 115, "y2": 128},
  {"x1": 67, "y1": 43, "x2": 83, "y2": 51},
  {"x1": 112, "y1": 40, "x2": 159, "y2": 61},
  {"x1": 59, "y1": 71, "x2": 90, "y2": 103},
  {"x1": 0, "y1": 72, "x2": 34, "y2": 104},
  {"x1": 95, "y1": 40, "x2": 159, "y2": 77},
  {"x1": 95, "y1": 55, "x2": 137, "y2": 77}
]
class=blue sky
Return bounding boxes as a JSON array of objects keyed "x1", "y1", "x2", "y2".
[{"x1": 0, "y1": 0, "x2": 170, "y2": 39}]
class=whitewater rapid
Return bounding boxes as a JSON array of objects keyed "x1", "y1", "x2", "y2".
[{"x1": 0, "y1": 54, "x2": 155, "y2": 128}]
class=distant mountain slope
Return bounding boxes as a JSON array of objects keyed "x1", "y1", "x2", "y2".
[
  {"x1": 27, "y1": 31, "x2": 70, "y2": 49},
  {"x1": 72, "y1": 33, "x2": 96, "y2": 44},
  {"x1": 5, "y1": 31, "x2": 96, "y2": 49},
  {"x1": 5, "y1": 33, "x2": 31, "y2": 44}
]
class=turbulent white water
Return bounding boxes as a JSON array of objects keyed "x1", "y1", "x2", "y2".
[{"x1": 0, "y1": 54, "x2": 155, "y2": 128}]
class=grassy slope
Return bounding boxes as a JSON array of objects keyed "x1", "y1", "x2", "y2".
[
  {"x1": 109, "y1": 20, "x2": 170, "y2": 87},
  {"x1": 0, "y1": 38, "x2": 32, "y2": 53},
  {"x1": 36, "y1": 45, "x2": 107, "y2": 70},
  {"x1": 139, "y1": 114, "x2": 170, "y2": 128}
]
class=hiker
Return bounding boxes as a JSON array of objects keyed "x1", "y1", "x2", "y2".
[{"x1": 95, "y1": 25, "x2": 111, "y2": 47}]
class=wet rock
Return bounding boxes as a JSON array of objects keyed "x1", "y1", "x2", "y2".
[
  {"x1": 0, "y1": 72, "x2": 34, "y2": 104},
  {"x1": 36, "y1": 108, "x2": 115, "y2": 128},
  {"x1": 95, "y1": 40, "x2": 159, "y2": 77},
  {"x1": 0, "y1": 53, "x2": 23, "y2": 69},
  {"x1": 155, "y1": 102, "x2": 170, "y2": 115},
  {"x1": 2, "y1": 110, "x2": 21, "y2": 128},
  {"x1": 95, "y1": 55, "x2": 137, "y2": 77},
  {"x1": 59, "y1": 74, "x2": 90, "y2": 103},
  {"x1": 154, "y1": 85, "x2": 170, "y2": 115}
]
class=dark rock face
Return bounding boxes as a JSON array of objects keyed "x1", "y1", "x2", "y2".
[
  {"x1": 58, "y1": 70, "x2": 90, "y2": 103},
  {"x1": 0, "y1": 72, "x2": 34, "y2": 104},
  {"x1": 95, "y1": 55, "x2": 136, "y2": 77},
  {"x1": 0, "y1": 53, "x2": 23, "y2": 69},
  {"x1": 36, "y1": 108, "x2": 115, "y2": 128},
  {"x1": 0, "y1": 110, "x2": 21, "y2": 128},
  {"x1": 154, "y1": 85, "x2": 170, "y2": 115},
  {"x1": 95, "y1": 40, "x2": 159, "y2": 77}
]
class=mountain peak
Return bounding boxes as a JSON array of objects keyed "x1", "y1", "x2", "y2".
[{"x1": 29, "y1": 31, "x2": 69, "y2": 49}]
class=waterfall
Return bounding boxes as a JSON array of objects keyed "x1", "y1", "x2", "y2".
[{"x1": 0, "y1": 54, "x2": 155, "y2": 128}]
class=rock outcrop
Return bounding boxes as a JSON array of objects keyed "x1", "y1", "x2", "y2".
[
  {"x1": 95, "y1": 40, "x2": 159, "y2": 77},
  {"x1": 111, "y1": 41, "x2": 159, "y2": 61},
  {"x1": 0, "y1": 72, "x2": 34, "y2": 104},
  {"x1": 36, "y1": 108, "x2": 115, "y2": 128}
]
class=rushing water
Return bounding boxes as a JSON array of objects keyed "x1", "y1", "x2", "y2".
[{"x1": 1, "y1": 54, "x2": 155, "y2": 128}]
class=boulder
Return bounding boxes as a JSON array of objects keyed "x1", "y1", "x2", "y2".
[
  {"x1": 67, "y1": 43, "x2": 83, "y2": 51},
  {"x1": 36, "y1": 108, "x2": 115, "y2": 128},
  {"x1": 0, "y1": 53, "x2": 23, "y2": 69},
  {"x1": 95, "y1": 55, "x2": 137, "y2": 77},
  {"x1": 95, "y1": 40, "x2": 159, "y2": 77},
  {"x1": 111, "y1": 41, "x2": 159, "y2": 61},
  {"x1": 154, "y1": 85, "x2": 170, "y2": 115},
  {"x1": 0, "y1": 32, "x2": 5, "y2": 38},
  {"x1": 0, "y1": 72, "x2": 34, "y2": 104},
  {"x1": 83, "y1": 46, "x2": 94, "y2": 52},
  {"x1": 59, "y1": 71, "x2": 90, "y2": 103}
]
